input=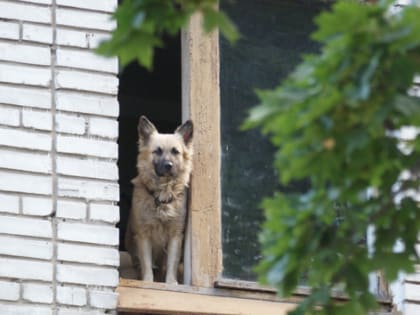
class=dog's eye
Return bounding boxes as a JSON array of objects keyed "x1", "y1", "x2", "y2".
[
  {"x1": 171, "y1": 147, "x2": 180, "y2": 155},
  {"x1": 153, "y1": 147, "x2": 163, "y2": 155}
]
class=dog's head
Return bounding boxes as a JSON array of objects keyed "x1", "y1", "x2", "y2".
[{"x1": 137, "y1": 116, "x2": 193, "y2": 179}]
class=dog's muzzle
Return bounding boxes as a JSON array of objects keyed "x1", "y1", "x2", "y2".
[{"x1": 155, "y1": 160, "x2": 174, "y2": 177}]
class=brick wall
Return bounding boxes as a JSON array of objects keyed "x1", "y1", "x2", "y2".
[{"x1": 0, "y1": 0, "x2": 119, "y2": 314}]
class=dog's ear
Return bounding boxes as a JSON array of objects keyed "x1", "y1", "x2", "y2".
[
  {"x1": 175, "y1": 120, "x2": 193, "y2": 145},
  {"x1": 138, "y1": 116, "x2": 157, "y2": 143}
]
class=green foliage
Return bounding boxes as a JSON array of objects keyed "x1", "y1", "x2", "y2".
[
  {"x1": 96, "y1": 0, "x2": 239, "y2": 69},
  {"x1": 244, "y1": 0, "x2": 420, "y2": 314}
]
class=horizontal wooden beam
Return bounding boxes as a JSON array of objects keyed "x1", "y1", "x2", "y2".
[{"x1": 117, "y1": 281, "x2": 296, "y2": 315}]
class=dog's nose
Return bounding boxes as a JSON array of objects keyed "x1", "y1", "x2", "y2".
[{"x1": 164, "y1": 161, "x2": 173, "y2": 171}]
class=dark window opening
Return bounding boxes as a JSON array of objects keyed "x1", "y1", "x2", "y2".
[{"x1": 117, "y1": 33, "x2": 182, "y2": 272}]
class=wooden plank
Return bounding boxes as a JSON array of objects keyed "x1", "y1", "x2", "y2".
[
  {"x1": 117, "y1": 285, "x2": 296, "y2": 315},
  {"x1": 182, "y1": 12, "x2": 222, "y2": 287}
]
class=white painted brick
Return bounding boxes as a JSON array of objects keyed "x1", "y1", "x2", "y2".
[
  {"x1": 56, "y1": 69, "x2": 118, "y2": 95},
  {"x1": 57, "y1": 222, "x2": 118, "y2": 245},
  {"x1": 0, "y1": 171, "x2": 51, "y2": 195},
  {"x1": 22, "y1": 23, "x2": 53, "y2": 44},
  {"x1": 57, "y1": 199, "x2": 86, "y2": 219},
  {"x1": 89, "y1": 290, "x2": 118, "y2": 309},
  {"x1": 57, "y1": 264, "x2": 118, "y2": 286},
  {"x1": 0, "y1": 235, "x2": 52, "y2": 260},
  {"x1": 57, "y1": 135, "x2": 117, "y2": 158},
  {"x1": 0, "y1": 21, "x2": 19, "y2": 40},
  {"x1": 22, "y1": 196, "x2": 53, "y2": 216},
  {"x1": 24, "y1": 0, "x2": 51, "y2": 4},
  {"x1": 90, "y1": 203, "x2": 119, "y2": 224},
  {"x1": 57, "y1": 286, "x2": 87, "y2": 306},
  {"x1": 0, "y1": 280, "x2": 20, "y2": 301},
  {"x1": 0, "y1": 127, "x2": 51, "y2": 151},
  {"x1": 56, "y1": 113, "x2": 86, "y2": 135},
  {"x1": 57, "y1": 0, "x2": 116, "y2": 12},
  {"x1": 89, "y1": 117, "x2": 118, "y2": 139},
  {"x1": 23, "y1": 283, "x2": 53, "y2": 304},
  {"x1": 0, "y1": 85, "x2": 50, "y2": 109},
  {"x1": 0, "y1": 42, "x2": 50, "y2": 66},
  {"x1": 57, "y1": 8, "x2": 116, "y2": 31},
  {"x1": 0, "y1": 2, "x2": 51, "y2": 23},
  {"x1": 0, "y1": 148, "x2": 51, "y2": 173},
  {"x1": 58, "y1": 309, "x2": 105, "y2": 315},
  {"x1": 0, "y1": 63, "x2": 51, "y2": 87},
  {"x1": 56, "y1": 91, "x2": 118, "y2": 117},
  {"x1": 57, "y1": 29, "x2": 109, "y2": 49},
  {"x1": 0, "y1": 193, "x2": 19, "y2": 213},
  {"x1": 23, "y1": 109, "x2": 52, "y2": 130},
  {"x1": 58, "y1": 177, "x2": 119, "y2": 201},
  {"x1": 405, "y1": 282, "x2": 420, "y2": 301},
  {"x1": 56, "y1": 48, "x2": 118, "y2": 73},
  {"x1": 57, "y1": 243, "x2": 119, "y2": 266},
  {"x1": 0, "y1": 214, "x2": 52, "y2": 238},
  {"x1": 406, "y1": 303, "x2": 420, "y2": 315},
  {"x1": 0, "y1": 106, "x2": 19, "y2": 126},
  {"x1": 0, "y1": 305, "x2": 52, "y2": 315},
  {"x1": 57, "y1": 156, "x2": 118, "y2": 180},
  {"x1": 0, "y1": 257, "x2": 53, "y2": 281}
]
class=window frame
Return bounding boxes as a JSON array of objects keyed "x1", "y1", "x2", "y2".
[{"x1": 116, "y1": 11, "x2": 393, "y2": 315}]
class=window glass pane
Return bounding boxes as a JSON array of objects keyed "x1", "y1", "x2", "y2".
[{"x1": 220, "y1": 0, "x2": 327, "y2": 281}]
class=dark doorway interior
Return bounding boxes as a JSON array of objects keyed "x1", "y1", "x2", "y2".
[{"x1": 118, "y1": 34, "x2": 182, "y2": 250}]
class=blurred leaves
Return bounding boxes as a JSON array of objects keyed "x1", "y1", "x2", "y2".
[
  {"x1": 245, "y1": 0, "x2": 420, "y2": 314},
  {"x1": 96, "y1": 0, "x2": 239, "y2": 69}
]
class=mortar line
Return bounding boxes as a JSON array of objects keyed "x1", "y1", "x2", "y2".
[{"x1": 50, "y1": 0, "x2": 58, "y2": 313}]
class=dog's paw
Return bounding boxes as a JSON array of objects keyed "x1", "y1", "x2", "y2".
[
  {"x1": 165, "y1": 276, "x2": 178, "y2": 285},
  {"x1": 142, "y1": 273, "x2": 154, "y2": 282}
]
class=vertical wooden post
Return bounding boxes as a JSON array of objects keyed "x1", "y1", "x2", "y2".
[{"x1": 182, "y1": 12, "x2": 222, "y2": 287}]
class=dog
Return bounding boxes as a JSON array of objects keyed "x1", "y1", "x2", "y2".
[{"x1": 125, "y1": 116, "x2": 193, "y2": 284}]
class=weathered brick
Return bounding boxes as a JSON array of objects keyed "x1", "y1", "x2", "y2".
[
  {"x1": 57, "y1": 222, "x2": 118, "y2": 245},
  {"x1": 0, "y1": 21, "x2": 19, "y2": 40},
  {"x1": 0, "y1": 2, "x2": 51, "y2": 23},
  {"x1": 57, "y1": 264, "x2": 118, "y2": 287},
  {"x1": 0, "y1": 127, "x2": 51, "y2": 151},
  {"x1": 0, "y1": 63, "x2": 51, "y2": 87},
  {"x1": 58, "y1": 177, "x2": 119, "y2": 201},
  {"x1": 89, "y1": 290, "x2": 118, "y2": 309},
  {"x1": 0, "y1": 280, "x2": 20, "y2": 301},
  {"x1": 23, "y1": 283, "x2": 53, "y2": 304},
  {"x1": 57, "y1": 135, "x2": 117, "y2": 158},
  {"x1": 0, "y1": 257, "x2": 53, "y2": 281},
  {"x1": 0, "y1": 193, "x2": 19, "y2": 214},
  {"x1": 56, "y1": 113, "x2": 86, "y2": 135},
  {"x1": 56, "y1": 48, "x2": 117, "y2": 73},
  {"x1": 22, "y1": 196, "x2": 53, "y2": 216},
  {"x1": 0, "y1": 305, "x2": 52, "y2": 315},
  {"x1": 0, "y1": 107, "x2": 20, "y2": 127},
  {"x1": 57, "y1": 156, "x2": 118, "y2": 180},
  {"x1": 56, "y1": 91, "x2": 118, "y2": 117},
  {"x1": 23, "y1": 109, "x2": 52, "y2": 130},
  {"x1": 56, "y1": 8, "x2": 116, "y2": 31},
  {"x1": 0, "y1": 214, "x2": 52, "y2": 238},
  {"x1": 57, "y1": 0, "x2": 116, "y2": 13},
  {"x1": 90, "y1": 203, "x2": 119, "y2": 224},
  {"x1": 0, "y1": 235, "x2": 52, "y2": 260},
  {"x1": 22, "y1": 23, "x2": 53, "y2": 44},
  {"x1": 0, "y1": 171, "x2": 52, "y2": 195},
  {"x1": 56, "y1": 69, "x2": 118, "y2": 95},
  {"x1": 0, "y1": 85, "x2": 50, "y2": 109},
  {"x1": 89, "y1": 117, "x2": 118, "y2": 139},
  {"x1": 57, "y1": 199, "x2": 87, "y2": 220},
  {"x1": 57, "y1": 243, "x2": 119, "y2": 266},
  {"x1": 0, "y1": 148, "x2": 51, "y2": 174},
  {"x1": 57, "y1": 286, "x2": 87, "y2": 306},
  {"x1": 0, "y1": 42, "x2": 50, "y2": 66}
]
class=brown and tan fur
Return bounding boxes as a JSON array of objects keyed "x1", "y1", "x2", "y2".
[{"x1": 125, "y1": 116, "x2": 193, "y2": 284}]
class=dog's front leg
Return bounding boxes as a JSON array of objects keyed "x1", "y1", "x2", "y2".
[
  {"x1": 138, "y1": 238, "x2": 153, "y2": 282},
  {"x1": 166, "y1": 235, "x2": 182, "y2": 284}
]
